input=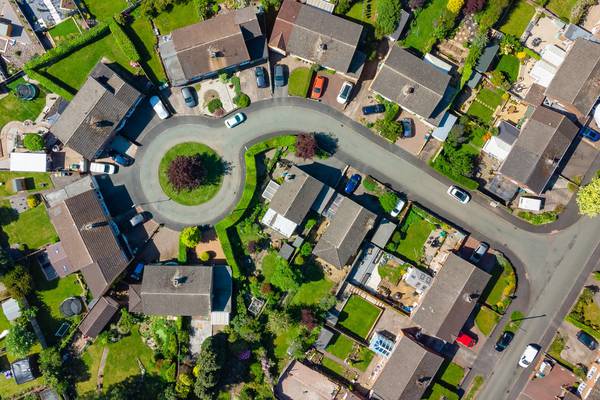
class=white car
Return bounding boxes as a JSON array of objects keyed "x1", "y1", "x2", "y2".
[
  {"x1": 519, "y1": 344, "x2": 540, "y2": 368},
  {"x1": 447, "y1": 185, "x2": 471, "y2": 204},
  {"x1": 89, "y1": 162, "x2": 116, "y2": 174},
  {"x1": 337, "y1": 81, "x2": 354, "y2": 104},
  {"x1": 225, "y1": 112, "x2": 246, "y2": 128},
  {"x1": 129, "y1": 213, "x2": 148, "y2": 227},
  {"x1": 390, "y1": 198, "x2": 407, "y2": 218},
  {"x1": 149, "y1": 96, "x2": 170, "y2": 119}
]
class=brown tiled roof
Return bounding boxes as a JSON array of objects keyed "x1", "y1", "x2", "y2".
[
  {"x1": 128, "y1": 284, "x2": 142, "y2": 313},
  {"x1": 78, "y1": 296, "x2": 119, "y2": 338}
]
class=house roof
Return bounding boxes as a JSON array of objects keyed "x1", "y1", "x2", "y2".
[
  {"x1": 313, "y1": 196, "x2": 376, "y2": 268},
  {"x1": 545, "y1": 38, "x2": 600, "y2": 116},
  {"x1": 139, "y1": 265, "x2": 213, "y2": 316},
  {"x1": 370, "y1": 46, "x2": 452, "y2": 123},
  {"x1": 51, "y1": 62, "x2": 141, "y2": 160},
  {"x1": 269, "y1": 0, "x2": 363, "y2": 73},
  {"x1": 48, "y1": 187, "x2": 128, "y2": 298},
  {"x1": 276, "y1": 360, "x2": 339, "y2": 400},
  {"x1": 79, "y1": 296, "x2": 119, "y2": 338},
  {"x1": 160, "y1": 7, "x2": 263, "y2": 85},
  {"x1": 499, "y1": 106, "x2": 579, "y2": 194},
  {"x1": 411, "y1": 253, "x2": 490, "y2": 341},
  {"x1": 371, "y1": 335, "x2": 444, "y2": 400},
  {"x1": 128, "y1": 283, "x2": 142, "y2": 313}
]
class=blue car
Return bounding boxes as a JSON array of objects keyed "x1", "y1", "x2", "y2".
[
  {"x1": 362, "y1": 104, "x2": 385, "y2": 115},
  {"x1": 581, "y1": 127, "x2": 600, "y2": 142},
  {"x1": 345, "y1": 174, "x2": 361, "y2": 194}
]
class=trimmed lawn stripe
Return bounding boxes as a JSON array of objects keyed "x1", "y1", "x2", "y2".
[
  {"x1": 475, "y1": 307, "x2": 500, "y2": 336},
  {"x1": 154, "y1": 1, "x2": 200, "y2": 34},
  {"x1": 288, "y1": 67, "x2": 313, "y2": 97},
  {"x1": 499, "y1": 0, "x2": 536, "y2": 37},
  {"x1": 338, "y1": 295, "x2": 381, "y2": 339},
  {"x1": 326, "y1": 334, "x2": 354, "y2": 359},
  {"x1": 402, "y1": 0, "x2": 448, "y2": 53},
  {"x1": 547, "y1": 0, "x2": 578, "y2": 21}
]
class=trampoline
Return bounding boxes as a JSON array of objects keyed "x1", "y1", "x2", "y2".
[
  {"x1": 15, "y1": 83, "x2": 38, "y2": 101},
  {"x1": 59, "y1": 296, "x2": 83, "y2": 317}
]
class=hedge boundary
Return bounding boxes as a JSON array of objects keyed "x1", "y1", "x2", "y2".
[
  {"x1": 215, "y1": 135, "x2": 296, "y2": 279},
  {"x1": 110, "y1": 18, "x2": 141, "y2": 63}
]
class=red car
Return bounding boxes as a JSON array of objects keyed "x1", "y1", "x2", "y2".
[
  {"x1": 456, "y1": 331, "x2": 477, "y2": 348},
  {"x1": 311, "y1": 75, "x2": 327, "y2": 99}
]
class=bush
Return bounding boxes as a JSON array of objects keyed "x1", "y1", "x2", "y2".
[
  {"x1": 299, "y1": 242, "x2": 313, "y2": 257},
  {"x1": 577, "y1": 177, "x2": 600, "y2": 217},
  {"x1": 26, "y1": 194, "x2": 40, "y2": 209},
  {"x1": 295, "y1": 133, "x2": 317, "y2": 159},
  {"x1": 294, "y1": 255, "x2": 304, "y2": 265},
  {"x1": 2, "y1": 265, "x2": 34, "y2": 300},
  {"x1": 233, "y1": 93, "x2": 250, "y2": 108},
  {"x1": 447, "y1": 0, "x2": 464, "y2": 14},
  {"x1": 199, "y1": 251, "x2": 210, "y2": 262},
  {"x1": 23, "y1": 133, "x2": 45, "y2": 151},
  {"x1": 335, "y1": 0, "x2": 353, "y2": 13},
  {"x1": 379, "y1": 191, "x2": 399, "y2": 213},
  {"x1": 110, "y1": 19, "x2": 141, "y2": 62},
  {"x1": 168, "y1": 155, "x2": 206, "y2": 191},
  {"x1": 304, "y1": 218, "x2": 317, "y2": 231},
  {"x1": 181, "y1": 226, "x2": 202, "y2": 248},
  {"x1": 207, "y1": 98, "x2": 223, "y2": 113},
  {"x1": 5, "y1": 319, "x2": 35, "y2": 358},
  {"x1": 517, "y1": 211, "x2": 558, "y2": 225},
  {"x1": 376, "y1": 0, "x2": 403, "y2": 38},
  {"x1": 375, "y1": 118, "x2": 403, "y2": 142}
]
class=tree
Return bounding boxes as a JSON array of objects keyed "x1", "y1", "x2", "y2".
[
  {"x1": 6, "y1": 319, "x2": 35, "y2": 358},
  {"x1": 181, "y1": 226, "x2": 202, "y2": 248},
  {"x1": 408, "y1": 0, "x2": 425, "y2": 9},
  {"x1": 117, "y1": 309, "x2": 135, "y2": 335},
  {"x1": 193, "y1": 337, "x2": 223, "y2": 399},
  {"x1": 446, "y1": 149, "x2": 476, "y2": 177},
  {"x1": 175, "y1": 373, "x2": 193, "y2": 398},
  {"x1": 207, "y1": 98, "x2": 223, "y2": 114},
  {"x1": 199, "y1": 251, "x2": 211, "y2": 262},
  {"x1": 234, "y1": 93, "x2": 250, "y2": 108},
  {"x1": 295, "y1": 133, "x2": 317, "y2": 159},
  {"x1": 465, "y1": 0, "x2": 485, "y2": 13},
  {"x1": 577, "y1": 177, "x2": 600, "y2": 217},
  {"x1": 39, "y1": 347, "x2": 68, "y2": 393},
  {"x1": 335, "y1": 0, "x2": 352, "y2": 13},
  {"x1": 2, "y1": 265, "x2": 33, "y2": 300},
  {"x1": 270, "y1": 257, "x2": 301, "y2": 292},
  {"x1": 168, "y1": 154, "x2": 206, "y2": 191},
  {"x1": 376, "y1": 0, "x2": 402, "y2": 37},
  {"x1": 299, "y1": 242, "x2": 313, "y2": 257},
  {"x1": 0, "y1": 247, "x2": 13, "y2": 275},
  {"x1": 379, "y1": 191, "x2": 399, "y2": 213},
  {"x1": 266, "y1": 310, "x2": 292, "y2": 334},
  {"x1": 23, "y1": 134, "x2": 45, "y2": 151},
  {"x1": 447, "y1": 0, "x2": 464, "y2": 14}
]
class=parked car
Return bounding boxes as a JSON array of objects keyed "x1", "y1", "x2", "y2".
[
  {"x1": 129, "y1": 212, "x2": 149, "y2": 227},
  {"x1": 470, "y1": 242, "x2": 490, "y2": 263},
  {"x1": 311, "y1": 75, "x2": 327, "y2": 99},
  {"x1": 389, "y1": 197, "x2": 407, "y2": 218},
  {"x1": 495, "y1": 331, "x2": 514, "y2": 352},
  {"x1": 274, "y1": 65, "x2": 285, "y2": 87},
  {"x1": 362, "y1": 104, "x2": 385, "y2": 115},
  {"x1": 577, "y1": 330, "x2": 598, "y2": 350},
  {"x1": 130, "y1": 263, "x2": 144, "y2": 281},
  {"x1": 225, "y1": 112, "x2": 246, "y2": 128},
  {"x1": 456, "y1": 331, "x2": 477, "y2": 348},
  {"x1": 581, "y1": 127, "x2": 600, "y2": 142},
  {"x1": 401, "y1": 118, "x2": 413, "y2": 138},
  {"x1": 447, "y1": 185, "x2": 471, "y2": 204},
  {"x1": 337, "y1": 81, "x2": 354, "y2": 104},
  {"x1": 255, "y1": 66, "x2": 267, "y2": 88},
  {"x1": 345, "y1": 174, "x2": 361, "y2": 194},
  {"x1": 518, "y1": 344, "x2": 540, "y2": 368},
  {"x1": 89, "y1": 162, "x2": 116, "y2": 174},
  {"x1": 181, "y1": 87, "x2": 197, "y2": 108},
  {"x1": 149, "y1": 96, "x2": 170, "y2": 119},
  {"x1": 110, "y1": 152, "x2": 134, "y2": 167}
]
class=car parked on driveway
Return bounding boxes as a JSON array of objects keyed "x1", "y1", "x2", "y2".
[
  {"x1": 255, "y1": 66, "x2": 267, "y2": 88},
  {"x1": 362, "y1": 104, "x2": 385, "y2": 115},
  {"x1": 225, "y1": 112, "x2": 246, "y2": 128},
  {"x1": 447, "y1": 186, "x2": 471, "y2": 204},
  {"x1": 181, "y1": 87, "x2": 197, "y2": 108},
  {"x1": 470, "y1": 242, "x2": 490, "y2": 263},
  {"x1": 274, "y1": 65, "x2": 285, "y2": 87},
  {"x1": 518, "y1": 344, "x2": 540, "y2": 368},
  {"x1": 581, "y1": 127, "x2": 600, "y2": 142},
  {"x1": 577, "y1": 330, "x2": 598, "y2": 350},
  {"x1": 401, "y1": 118, "x2": 413, "y2": 138},
  {"x1": 389, "y1": 197, "x2": 406, "y2": 218},
  {"x1": 150, "y1": 96, "x2": 170, "y2": 119},
  {"x1": 495, "y1": 331, "x2": 514, "y2": 352},
  {"x1": 311, "y1": 75, "x2": 327, "y2": 99},
  {"x1": 90, "y1": 162, "x2": 116, "y2": 174},
  {"x1": 110, "y1": 152, "x2": 134, "y2": 167},
  {"x1": 337, "y1": 81, "x2": 353, "y2": 104},
  {"x1": 456, "y1": 331, "x2": 477, "y2": 348},
  {"x1": 130, "y1": 263, "x2": 144, "y2": 281},
  {"x1": 130, "y1": 212, "x2": 149, "y2": 227},
  {"x1": 345, "y1": 174, "x2": 361, "y2": 194}
]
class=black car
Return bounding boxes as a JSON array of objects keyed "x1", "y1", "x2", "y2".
[
  {"x1": 255, "y1": 67, "x2": 267, "y2": 88},
  {"x1": 110, "y1": 152, "x2": 134, "y2": 167},
  {"x1": 362, "y1": 104, "x2": 385, "y2": 115},
  {"x1": 577, "y1": 330, "x2": 598, "y2": 350},
  {"x1": 495, "y1": 331, "x2": 514, "y2": 352}
]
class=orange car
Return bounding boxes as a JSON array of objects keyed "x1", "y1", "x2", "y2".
[{"x1": 310, "y1": 75, "x2": 327, "y2": 99}]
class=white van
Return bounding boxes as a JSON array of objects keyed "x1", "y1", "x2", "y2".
[{"x1": 518, "y1": 344, "x2": 540, "y2": 368}]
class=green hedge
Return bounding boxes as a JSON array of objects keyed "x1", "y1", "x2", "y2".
[
  {"x1": 431, "y1": 159, "x2": 479, "y2": 190},
  {"x1": 215, "y1": 135, "x2": 296, "y2": 278},
  {"x1": 566, "y1": 315, "x2": 600, "y2": 341},
  {"x1": 110, "y1": 18, "x2": 141, "y2": 62},
  {"x1": 178, "y1": 235, "x2": 188, "y2": 264},
  {"x1": 24, "y1": 68, "x2": 74, "y2": 100}
]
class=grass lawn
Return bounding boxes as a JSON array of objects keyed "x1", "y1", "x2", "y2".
[
  {"x1": 84, "y1": 0, "x2": 128, "y2": 21},
  {"x1": 425, "y1": 384, "x2": 459, "y2": 400},
  {"x1": 290, "y1": 276, "x2": 334, "y2": 306},
  {"x1": 48, "y1": 17, "x2": 81, "y2": 44},
  {"x1": 326, "y1": 334, "x2": 354, "y2": 359},
  {"x1": 424, "y1": 362, "x2": 464, "y2": 400},
  {"x1": 465, "y1": 376, "x2": 485, "y2": 400},
  {"x1": 158, "y1": 142, "x2": 224, "y2": 206},
  {"x1": 261, "y1": 251, "x2": 279, "y2": 282},
  {"x1": 390, "y1": 207, "x2": 435, "y2": 264},
  {"x1": 440, "y1": 362, "x2": 465, "y2": 386},
  {"x1": 504, "y1": 310, "x2": 524, "y2": 334},
  {"x1": 39, "y1": 31, "x2": 133, "y2": 94},
  {"x1": 321, "y1": 356, "x2": 356, "y2": 380},
  {"x1": 484, "y1": 255, "x2": 516, "y2": 313},
  {"x1": 499, "y1": 0, "x2": 536, "y2": 37},
  {"x1": 344, "y1": 0, "x2": 378, "y2": 27},
  {"x1": 475, "y1": 307, "x2": 500, "y2": 336},
  {"x1": 154, "y1": 1, "x2": 200, "y2": 34},
  {"x1": 402, "y1": 0, "x2": 448, "y2": 53},
  {"x1": 495, "y1": 54, "x2": 520, "y2": 83},
  {"x1": 288, "y1": 67, "x2": 313, "y2": 97},
  {"x1": 0, "y1": 366, "x2": 41, "y2": 400},
  {"x1": 76, "y1": 342, "x2": 104, "y2": 394},
  {"x1": 128, "y1": 13, "x2": 167, "y2": 83},
  {"x1": 467, "y1": 87, "x2": 504, "y2": 124},
  {"x1": 338, "y1": 295, "x2": 381, "y2": 339},
  {"x1": 377, "y1": 262, "x2": 407, "y2": 285},
  {"x1": 547, "y1": 0, "x2": 578, "y2": 21},
  {"x1": 0, "y1": 202, "x2": 58, "y2": 249},
  {"x1": 547, "y1": 333, "x2": 576, "y2": 370},
  {"x1": 0, "y1": 78, "x2": 48, "y2": 131},
  {"x1": 0, "y1": 171, "x2": 53, "y2": 197},
  {"x1": 351, "y1": 346, "x2": 375, "y2": 372},
  {"x1": 273, "y1": 324, "x2": 302, "y2": 371}
]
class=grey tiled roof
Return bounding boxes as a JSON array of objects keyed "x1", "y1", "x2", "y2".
[
  {"x1": 545, "y1": 38, "x2": 600, "y2": 117},
  {"x1": 140, "y1": 265, "x2": 212, "y2": 317},
  {"x1": 51, "y1": 62, "x2": 141, "y2": 160},
  {"x1": 370, "y1": 46, "x2": 451, "y2": 121},
  {"x1": 79, "y1": 296, "x2": 119, "y2": 338},
  {"x1": 411, "y1": 253, "x2": 490, "y2": 342},
  {"x1": 371, "y1": 336, "x2": 444, "y2": 400},
  {"x1": 499, "y1": 106, "x2": 578, "y2": 194},
  {"x1": 269, "y1": 165, "x2": 325, "y2": 224},
  {"x1": 313, "y1": 196, "x2": 376, "y2": 268}
]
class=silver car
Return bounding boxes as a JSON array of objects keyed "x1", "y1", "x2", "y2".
[
  {"x1": 225, "y1": 112, "x2": 246, "y2": 128},
  {"x1": 447, "y1": 185, "x2": 471, "y2": 204}
]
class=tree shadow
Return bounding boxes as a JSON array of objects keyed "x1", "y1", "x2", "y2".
[{"x1": 201, "y1": 152, "x2": 232, "y2": 185}]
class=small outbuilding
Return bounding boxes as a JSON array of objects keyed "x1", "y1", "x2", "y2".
[
  {"x1": 11, "y1": 358, "x2": 35, "y2": 385},
  {"x1": 10, "y1": 152, "x2": 48, "y2": 172},
  {"x1": 1, "y1": 298, "x2": 21, "y2": 321}
]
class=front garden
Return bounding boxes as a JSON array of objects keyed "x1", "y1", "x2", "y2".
[
  {"x1": 288, "y1": 67, "x2": 314, "y2": 97},
  {"x1": 566, "y1": 287, "x2": 600, "y2": 340},
  {"x1": 483, "y1": 254, "x2": 516, "y2": 314},
  {"x1": 474, "y1": 306, "x2": 500, "y2": 336},
  {"x1": 337, "y1": 295, "x2": 381, "y2": 339}
]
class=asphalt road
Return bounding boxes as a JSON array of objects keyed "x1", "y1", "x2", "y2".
[{"x1": 119, "y1": 97, "x2": 600, "y2": 399}]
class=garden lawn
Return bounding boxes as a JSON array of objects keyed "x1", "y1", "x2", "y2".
[
  {"x1": 467, "y1": 87, "x2": 504, "y2": 124},
  {"x1": 0, "y1": 307, "x2": 9, "y2": 348},
  {"x1": 423, "y1": 362, "x2": 464, "y2": 400},
  {"x1": 484, "y1": 255, "x2": 516, "y2": 313},
  {"x1": 291, "y1": 277, "x2": 334, "y2": 306},
  {"x1": 504, "y1": 310, "x2": 524, "y2": 334},
  {"x1": 0, "y1": 368, "x2": 40, "y2": 399},
  {"x1": 402, "y1": 0, "x2": 447, "y2": 53},
  {"x1": 76, "y1": 342, "x2": 104, "y2": 394},
  {"x1": 391, "y1": 207, "x2": 435, "y2": 264},
  {"x1": 0, "y1": 203, "x2": 58, "y2": 249},
  {"x1": 499, "y1": 0, "x2": 536, "y2": 37},
  {"x1": 465, "y1": 376, "x2": 485, "y2": 400},
  {"x1": 495, "y1": 54, "x2": 520, "y2": 83},
  {"x1": 154, "y1": 1, "x2": 200, "y2": 34},
  {"x1": 0, "y1": 171, "x2": 53, "y2": 196},
  {"x1": 321, "y1": 356, "x2": 356, "y2": 380},
  {"x1": 326, "y1": 334, "x2": 354, "y2": 359},
  {"x1": 274, "y1": 325, "x2": 302, "y2": 371},
  {"x1": 344, "y1": 0, "x2": 378, "y2": 27},
  {"x1": 158, "y1": 142, "x2": 224, "y2": 206},
  {"x1": 260, "y1": 251, "x2": 280, "y2": 282},
  {"x1": 128, "y1": 13, "x2": 167, "y2": 83},
  {"x1": 338, "y1": 295, "x2": 381, "y2": 339},
  {"x1": 475, "y1": 307, "x2": 500, "y2": 336},
  {"x1": 378, "y1": 262, "x2": 407, "y2": 285},
  {"x1": 547, "y1": 333, "x2": 575, "y2": 370},
  {"x1": 288, "y1": 67, "x2": 313, "y2": 97},
  {"x1": 351, "y1": 347, "x2": 375, "y2": 372},
  {"x1": 84, "y1": 0, "x2": 128, "y2": 21},
  {"x1": 0, "y1": 79, "x2": 48, "y2": 131},
  {"x1": 547, "y1": 0, "x2": 578, "y2": 21},
  {"x1": 48, "y1": 17, "x2": 81, "y2": 44}
]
